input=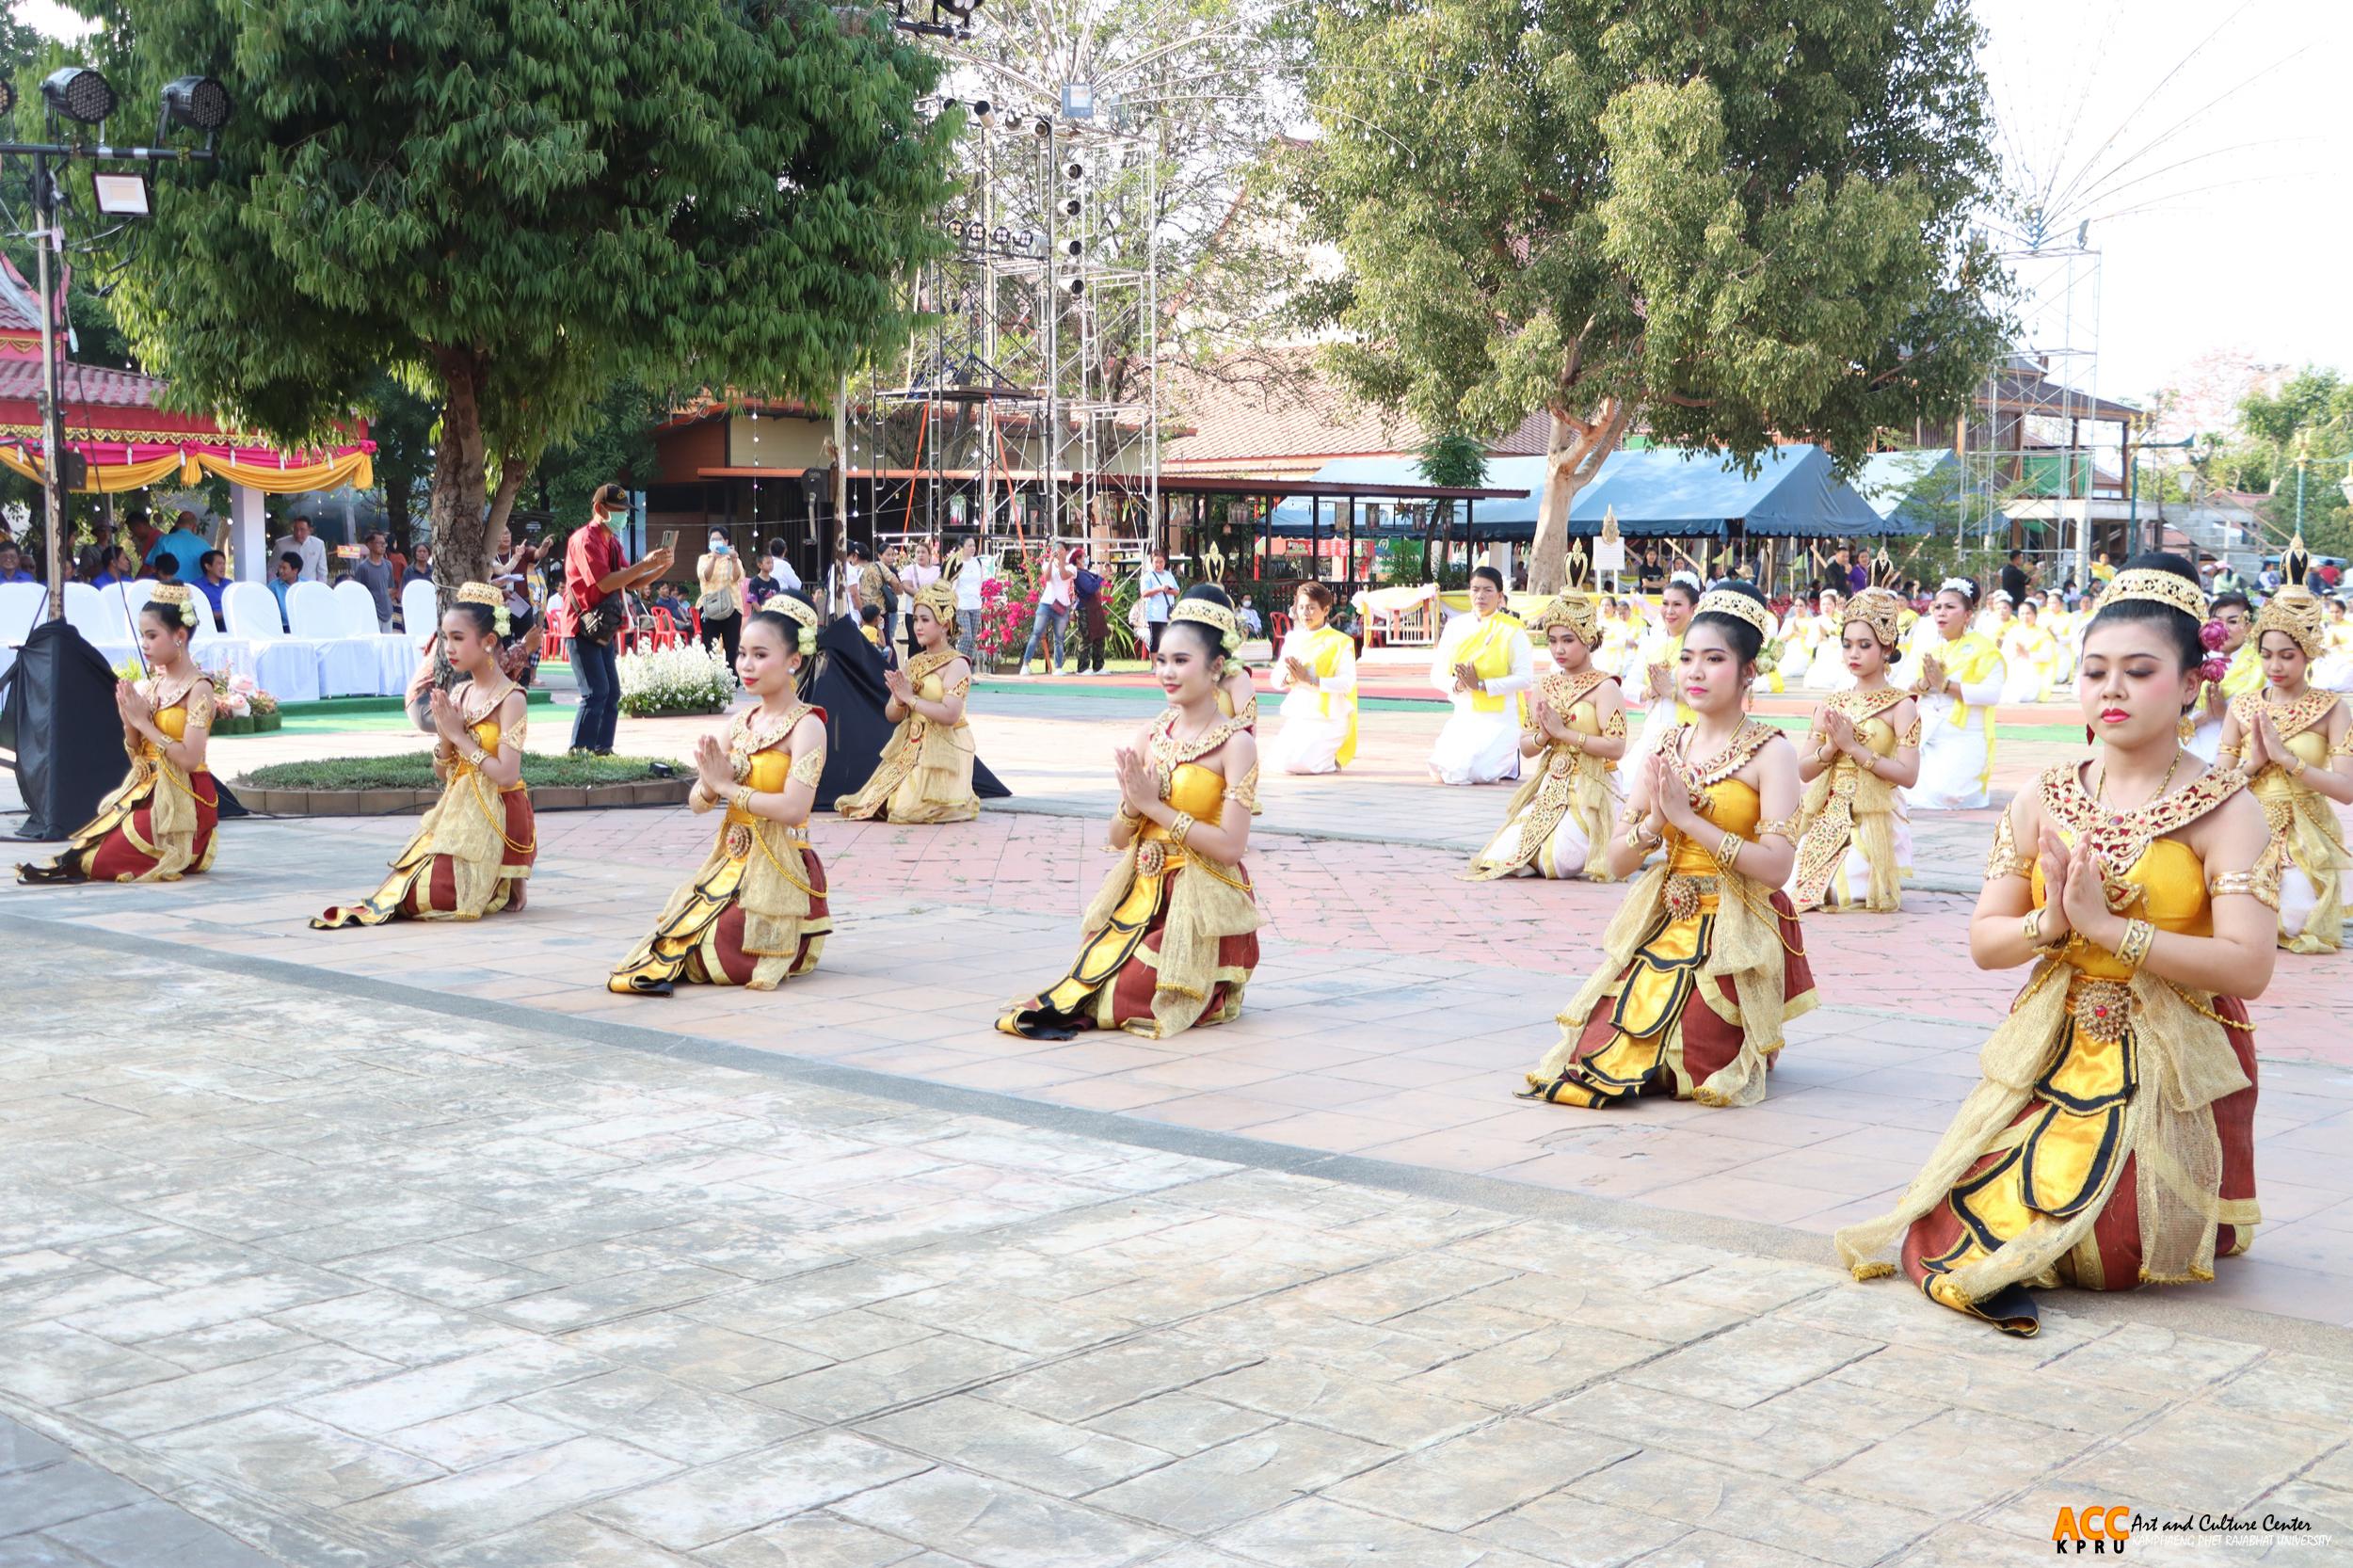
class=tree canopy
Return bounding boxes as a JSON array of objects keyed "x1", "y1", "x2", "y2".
[
  {"x1": 77, "y1": 0, "x2": 960, "y2": 587},
  {"x1": 1294, "y1": 0, "x2": 2008, "y2": 590}
]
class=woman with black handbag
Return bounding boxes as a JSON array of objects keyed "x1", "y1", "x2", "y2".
[{"x1": 564, "y1": 484, "x2": 672, "y2": 755}]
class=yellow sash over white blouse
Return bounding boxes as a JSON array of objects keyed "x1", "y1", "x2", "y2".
[
  {"x1": 1428, "y1": 610, "x2": 1533, "y2": 784},
  {"x1": 1906, "y1": 631, "x2": 2005, "y2": 809},
  {"x1": 1268, "y1": 624, "x2": 1359, "y2": 774}
]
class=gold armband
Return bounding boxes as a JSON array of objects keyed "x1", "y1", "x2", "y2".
[
  {"x1": 1982, "y1": 813, "x2": 2025, "y2": 881},
  {"x1": 1228, "y1": 764, "x2": 1260, "y2": 814},
  {"x1": 2207, "y1": 867, "x2": 2281, "y2": 911},
  {"x1": 1755, "y1": 811, "x2": 1801, "y2": 843},
  {"x1": 789, "y1": 747, "x2": 825, "y2": 788}
]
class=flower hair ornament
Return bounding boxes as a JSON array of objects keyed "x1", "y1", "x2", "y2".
[
  {"x1": 1171, "y1": 597, "x2": 1243, "y2": 653},
  {"x1": 764, "y1": 592, "x2": 821, "y2": 656},
  {"x1": 148, "y1": 582, "x2": 200, "y2": 629},
  {"x1": 1668, "y1": 569, "x2": 1705, "y2": 596},
  {"x1": 456, "y1": 581, "x2": 512, "y2": 640},
  {"x1": 1936, "y1": 576, "x2": 1976, "y2": 600}
]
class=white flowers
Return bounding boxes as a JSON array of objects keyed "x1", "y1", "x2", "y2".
[{"x1": 618, "y1": 639, "x2": 737, "y2": 718}]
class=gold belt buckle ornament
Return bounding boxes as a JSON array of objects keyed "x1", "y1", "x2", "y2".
[
  {"x1": 725, "y1": 823, "x2": 753, "y2": 859},
  {"x1": 2072, "y1": 979, "x2": 2131, "y2": 1043},
  {"x1": 1134, "y1": 839, "x2": 1168, "y2": 877},
  {"x1": 1547, "y1": 750, "x2": 1576, "y2": 777},
  {"x1": 1665, "y1": 874, "x2": 1703, "y2": 921}
]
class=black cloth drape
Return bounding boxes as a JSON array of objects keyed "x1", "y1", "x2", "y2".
[
  {"x1": 2, "y1": 619, "x2": 126, "y2": 840},
  {"x1": 800, "y1": 615, "x2": 1008, "y2": 808}
]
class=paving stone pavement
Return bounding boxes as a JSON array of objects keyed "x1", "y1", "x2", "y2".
[{"x1": 2, "y1": 930, "x2": 2349, "y2": 1568}]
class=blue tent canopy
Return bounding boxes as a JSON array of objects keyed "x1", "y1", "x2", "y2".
[
  {"x1": 1264, "y1": 444, "x2": 1897, "y2": 540},
  {"x1": 1852, "y1": 449, "x2": 1959, "y2": 538}
]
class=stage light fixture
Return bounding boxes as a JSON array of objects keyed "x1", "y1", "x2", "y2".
[
  {"x1": 91, "y1": 172, "x2": 152, "y2": 216},
  {"x1": 1064, "y1": 238, "x2": 1082, "y2": 257},
  {"x1": 1064, "y1": 161, "x2": 1084, "y2": 180},
  {"x1": 973, "y1": 99, "x2": 995, "y2": 126},
  {"x1": 157, "y1": 75, "x2": 232, "y2": 137},
  {"x1": 1067, "y1": 278, "x2": 1086, "y2": 296},
  {"x1": 1062, "y1": 197, "x2": 1080, "y2": 217},
  {"x1": 991, "y1": 225, "x2": 1009, "y2": 248},
  {"x1": 1032, "y1": 118, "x2": 1054, "y2": 138},
  {"x1": 41, "y1": 66, "x2": 117, "y2": 125}
]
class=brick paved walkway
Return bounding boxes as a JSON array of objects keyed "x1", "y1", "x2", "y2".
[{"x1": 2, "y1": 934, "x2": 2346, "y2": 1567}]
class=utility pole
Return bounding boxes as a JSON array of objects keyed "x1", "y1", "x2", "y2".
[{"x1": 31, "y1": 152, "x2": 70, "y2": 618}]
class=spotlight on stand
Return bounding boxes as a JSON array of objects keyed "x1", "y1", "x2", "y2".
[
  {"x1": 972, "y1": 99, "x2": 995, "y2": 127},
  {"x1": 1063, "y1": 238, "x2": 1082, "y2": 258},
  {"x1": 1032, "y1": 117, "x2": 1054, "y2": 138},
  {"x1": 1062, "y1": 197, "x2": 1080, "y2": 217},
  {"x1": 156, "y1": 74, "x2": 232, "y2": 150},
  {"x1": 1066, "y1": 278, "x2": 1086, "y2": 297},
  {"x1": 41, "y1": 66, "x2": 116, "y2": 125}
]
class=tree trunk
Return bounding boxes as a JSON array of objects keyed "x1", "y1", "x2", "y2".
[
  {"x1": 427, "y1": 345, "x2": 494, "y2": 605},
  {"x1": 1528, "y1": 397, "x2": 1632, "y2": 594}
]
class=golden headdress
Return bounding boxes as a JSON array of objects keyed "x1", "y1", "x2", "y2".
[
  {"x1": 1842, "y1": 586, "x2": 1905, "y2": 649},
  {"x1": 455, "y1": 580, "x2": 512, "y2": 639},
  {"x1": 2255, "y1": 584, "x2": 2326, "y2": 662},
  {"x1": 913, "y1": 579, "x2": 960, "y2": 638},
  {"x1": 1170, "y1": 596, "x2": 1243, "y2": 652},
  {"x1": 147, "y1": 581, "x2": 200, "y2": 627},
  {"x1": 2102, "y1": 568, "x2": 2207, "y2": 624},
  {"x1": 760, "y1": 590, "x2": 820, "y2": 654},
  {"x1": 1691, "y1": 585, "x2": 1775, "y2": 643},
  {"x1": 1531, "y1": 592, "x2": 1599, "y2": 647}
]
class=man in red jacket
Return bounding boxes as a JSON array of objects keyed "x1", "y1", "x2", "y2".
[{"x1": 565, "y1": 484, "x2": 671, "y2": 754}]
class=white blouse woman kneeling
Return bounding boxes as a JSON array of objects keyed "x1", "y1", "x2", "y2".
[{"x1": 1427, "y1": 567, "x2": 1533, "y2": 786}]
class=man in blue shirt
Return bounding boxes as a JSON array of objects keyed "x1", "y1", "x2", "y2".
[
  {"x1": 144, "y1": 510, "x2": 213, "y2": 582},
  {"x1": 268, "y1": 551, "x2": 303, "y2": 630},
  {"x1": 193, "y1": 550, "x2": 231, "y2": 627},
  {"x1": 0, "y1": 540, "x2": 34, "y2": 584}
]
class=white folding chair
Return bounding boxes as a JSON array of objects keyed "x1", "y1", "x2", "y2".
[
  {"x1": 288, "y1": 582, "x2": 381, "y2": 696},
  {"x1": 223, "y1": 580, "x2": 322, "y2": 702},
  {"x1": 336, "y1": 578, "x2": 413, "y2": 693},
  {"x1": 0, "y1": 581, "x2": 47, "y2": 684}
]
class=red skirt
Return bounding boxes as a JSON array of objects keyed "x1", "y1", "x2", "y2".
[
  {"x1": 314, "y1": 789, "x2": 536, "y2": 926},
  {"x1": 697, "y1": 844, "x2": 831, "y2": 984},
  {"x1": 1000, "y1": 860, "x2": 1260, "y2": 1038},
  {"x1": 85, "y1": 770, "x2": 220, "y2": 882}
]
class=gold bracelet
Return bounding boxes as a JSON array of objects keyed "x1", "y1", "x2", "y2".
[
  {"x1": 1713, "y1": 830, "x2": 1744, "y2": 870},
  {"x1": 1168, "y1": 810, "x2": 1196, "y2": 846},
  {"x1": 1116, "y1": 801, "x2": 1140, "y2": 823},
  {"x1": 731, "y1": 786, "x2": 755, "y2": 815},
  {"x1": 2023, "y1": 909, "x2": 2058, "y2": 949},
  {"x1": 2115, "y1": 918, "x2": 2156, "y2": 971},
  {"x1": 1628, "y1": 824, "x2": 1662, "y2": 852},
  {"x1": 465, "y1": 746, "x2": 489, "y2": 770},
  {"x1": 2288, "y1": 757, "x2": 2309, "y2": 779}
]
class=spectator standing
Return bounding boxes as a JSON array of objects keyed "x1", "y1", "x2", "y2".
[
  {"x1": 565, "y1": 483, "x2": 671, "y2": 755},
  {"x1": 1637, "y1": 548, "x2": 1666, "y2": 593},
  {"x1": 194, "y1": 551, "x2": 231, "y2": 626},
  {"x1": 1020, "y1": 543, "x2": 1073, "y2": 675},
  {"x1": 75, "y1": 519, "x2": 118, "y2": 581},
  {"x1": 145, "y1": 510, "x2": 213, "y2": 582},
  {"x1": 952, "y1": 536, "x2": 986, "y2": 663},
  {"x1": 695, "y1": 529, "x2": 746, "y2": 665},
  {"x1": 1137, "y1": 549, "x2": 1178, "y2": 651},
  {"x1": 899, "y1": 539, "x2": 943, "y2": 659},
  {"x1": 273, "y1": 515, "x2": 329, "y2": 583},
  {"x1": 765, "y1": 540, "x2": 803, "y2": 594},
  {"x1": 401, "y1": 543, "x2": 434, "y2": 590},
  {"x1": 1069, "y1": 546, "x2": 1108, "y2": 673},
  {"x1": 1998, "y1": 548, "x2": 2033, "y2": 609},
  {"x1": 122, "y1": 509, "x2": 160, "y2": 570},
  {"x1": 347, "y1": 531, "x2": 399, "y2": 630},
  {"x1": 269, "y1": 552, "x2": 303, "y2": 630},
  {"x1": 2259, "y1": 558, "x2": 2284, "y2": 595}
]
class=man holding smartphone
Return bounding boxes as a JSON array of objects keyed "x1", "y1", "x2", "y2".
[{"x1": 566, "y1": 485, "x2": 671, "y2": 754}]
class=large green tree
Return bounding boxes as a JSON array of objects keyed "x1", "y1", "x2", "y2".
[
  {"x1": 2228, "y1": 367, "x2": 2353, "y2": 560},
  {"x1": 1294, "y1": 0, "x2": 2007, "y2": 591},
  {"x1": 76, "y1": 0, "x2": 958, "y2": 593}
]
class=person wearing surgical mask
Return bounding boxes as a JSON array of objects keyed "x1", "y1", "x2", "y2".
[{"x1": 696, "y1": 530, "x2": 746, "y2": 665}]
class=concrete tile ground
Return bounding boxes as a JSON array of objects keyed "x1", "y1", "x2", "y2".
[
  {"x1": 3, "y1": 680, "x2": 2348, "y2": 1564},
  {"x1": 0, "y1": 933, "x2": 2346, "y2": 1568}
]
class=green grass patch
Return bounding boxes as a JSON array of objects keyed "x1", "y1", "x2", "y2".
[{"x1": 240, "y1": 753, "x2": 675, "y2": 791}]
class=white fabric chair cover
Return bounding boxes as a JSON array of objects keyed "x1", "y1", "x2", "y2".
[
  {"x1": 223, "y1": 580, "x2": 322, "y2": 702},
  {"x1": 399, "y1": 578, "x2": 439, "y2": 639},
  {"x1": 187, "y1": 595, "x2": 255, "y2": 683},
  {"x1": 288, "y1": 582, "x2": 381, "y2": 696},
  {"x1": 0, "y1": 580, "x2": 47, "y2": 683},
  {"x1": 62, "y1": 582, "x2": 137, "y2": 670},
  {"x1": 337, "y1": 578, "x2": 415, "y2": 693}
]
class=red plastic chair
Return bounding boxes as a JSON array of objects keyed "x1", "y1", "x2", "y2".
[
  {"x1": 648, "y1": 608, "x2": 682, "y2": 650},
  {"x1": 1270, "y1": 611, "x2": 1291, "y2": 645},
  {"x1": 541, "y1": 599, "x2": 570, "y2": 664}
]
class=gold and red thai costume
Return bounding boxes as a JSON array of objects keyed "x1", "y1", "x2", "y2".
[
  {"x1": 1000, "y1": 710, "x2": 1261, "y2": 1040},
  {"x1": 2229, "y1": 689, "x2": 2350, "y2": 953},
  {"x1": 312, "y1": 680, "x2": 535, "y2": 926},
  {"x1": 1836, "y1": 763, "x2": 2264, "y2": 1336},
  {"x1": 611, "y1": 703, "x2": 831, "y2": 991},
  {"x1": 833, "y1": 648, "x2": 979, "y2": 824},
  {"x1": 18, "y1": 673, "x2": 218, "y2": 884},
  {"x1": 1788, "y1": 688, "x2": 1917, "y2": 914},
  {"x1": 1522, "y1": 721, "x2": 1816, "y2": 1109},
  {"x1": 1465, "y1": 667, "x2": 1625, "y2": 881}
]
